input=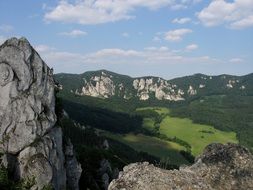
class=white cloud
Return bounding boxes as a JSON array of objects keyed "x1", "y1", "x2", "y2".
[
  {"x1": 172, "y1": 17, "x2": 191, "y2": 24},
  {"x1": 90, "y1": 48, "x2": 141, "y2": 57},
  {"x1": 197, "y1": 0, "x2": 253, "y2": 29},
  {"x1": 36, "y1": 43, "x2": 221, "y2": 74},
  {"x1": 229, "y1": 58, "x2": 244, "y2": 63},
  {"x1": 164, "y1": 28, "x2": 192, "y2": 41},
  {"x1": 186, "y1": 44, "x2": 198, "y2": 51},
  {"x1": 121, "y1": 32, "x2": 129, "y2": 38},
  {"x1": 34, "y1": 45, "x2": 56, "y2": 52},
  {"x1": 44, "y1": 0, "x2": 202, "y2": 25},
  {"x1": 144, "y1": 46, "x2": 169, "y2": 51},
  {"x1": 0, "y1": 24, "x2": 13, "y2": 33},
  {"x1": 230, "y1": 15, "x2": 253, "y2": 29},
  {"x1": 59, "y1": 29, "x2": 87, "y2": 37}
]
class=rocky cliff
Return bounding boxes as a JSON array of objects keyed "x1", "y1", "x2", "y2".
[
  {"x1": 109, "y1": 143, "x2": 253, "y2": 190},
  {"x1": 55, "y1": 70, "x2": 252, "y2": 102},
  {"x1": 0, "y1": 37, "x2": 81, "y2": 190}
]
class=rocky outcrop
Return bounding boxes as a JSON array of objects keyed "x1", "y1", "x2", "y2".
[
  {"x1": 77, "y1": 71, "x2": 115, "y2": 98},
  {"x1": 109, "y1": 143, "x2": 253, "y2": 190},
  {"x1": 65, "y1": 138, "x2": 82, "y2": 190},
  {"x1": 0, "y1": 37, "x2": 81, "y2": 189},
  {"x1": 133, "y1": 78, "x2": 185, "y2": 101},
  {"x1": 187, "y1": 85, "x2": 197, "y2": 95}
]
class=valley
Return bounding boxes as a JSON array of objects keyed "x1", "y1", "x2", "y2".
[
  {"x1": 100, "y1": 131, "x2": 188, "y2": 166},
  {"x1": 54, "y1": 70, "x2": 253, "y2": 187},
  {"x1": 136, "y1": 107, "x2": 237, "y2": 155}
]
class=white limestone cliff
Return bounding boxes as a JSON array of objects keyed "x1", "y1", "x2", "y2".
[
  {"x1": 133, "y1": 78, "x2": 185, "y2": 101},
  {"x1": 78, "y1": 73, "x2": 115, "y2": 98}
]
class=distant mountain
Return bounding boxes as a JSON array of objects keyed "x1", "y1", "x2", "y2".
[{"x1": 54, "y1": 70, "x2": 253, "y2": 101}]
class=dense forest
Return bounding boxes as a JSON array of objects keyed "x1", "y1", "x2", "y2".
[{"x1": 57, "y1": 99, "x2": 178, "y2": 190}]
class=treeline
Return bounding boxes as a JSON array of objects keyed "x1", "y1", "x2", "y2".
[
  {"x1": 57, "y1": 98, "x2": 176, "y2": 189},
  {"x1": 135, "y1": 109, "x2": 192, "y2": 152},
  {"x1": 60, "y1": 116, "x2": 163, "y2": 189},
  {"x1": 61, "y1": 99, "x2": 143, "y2": 134},
  {"x1": 170, "y1": 95, "x2": 253, "y2": 150}
]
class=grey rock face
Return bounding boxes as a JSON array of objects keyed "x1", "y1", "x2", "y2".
[
  {"x1": 0, "y1": 37, "x2": 81, "y2": 190},
  {"x1": 77, "y1": 71, "x2": 115, "y2": 98},
  {"x1": 133, "y1": 78, "x2": 185, "y2": 101},
  {"x1": 65, "y1": 138, "x2": 82, "y2": 190},
  {"x1": 0, "y1": 37, "x2": 56, "y2": 154},
  {"x1": 109, "y1": 143, "x2": 253, "y2": 190}
]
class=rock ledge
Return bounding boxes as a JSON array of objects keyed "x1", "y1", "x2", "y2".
[{"x1": 109, "y1": 143, "x2": 253, "y2": 190}]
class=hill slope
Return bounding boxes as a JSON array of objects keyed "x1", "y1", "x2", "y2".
[
  {"x1": 55, "y1": 70, "x2": 253, "y2": 102},
  {"x1": 54, "y1": 70, "x2": 253, "y2": 155}
]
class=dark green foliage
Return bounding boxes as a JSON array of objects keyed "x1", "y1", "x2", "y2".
[
  {"x1": 54, "y1": 71, "x2": 253, "y2": 188},
  {"x1": 158, "y1": 134, "x2": 191, "y2": 152},
  {"x1": 0, "y1": 166, "x2": 9, "y2": 189},
  {"x1": 42, "y1": 184, "x2": 53, "y2": 190},
  {"x1": 0, "y1": 166, "x2": 35, "y2": 190},
  {"x1": 179, "y1": 150, "x2": 195, "y2": 163},
  {"x1": 199, "y1": 130, "x2": 214, "y2": 134},
  {"x1": 62, "y1": 99, "x2": 143, "y2": 134},
  {"x1": 60, "y1": 114, "x2": 162, "y2": 189}
]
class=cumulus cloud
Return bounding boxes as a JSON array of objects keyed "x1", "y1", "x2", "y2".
[
  {"x1": 229, "y1": 58, "x2": 244, "y2": 63},
  {"x1": 185, "y1": 44, "x2": 198, "y2": 51},
  {"x1": 36, "y1": 43, "x2": 222, "y2": 74},
  {"x1": 59, "y1": 29, "x2": 87, "y2": 37},
  {"x1": 144, "y1": 46, "x2": 169, "y2": 51},
  {"x1": 197, "y1": 0, "x2": 253, "y2": 29},
  {"x1": 44, "y1": 0, "x2": 201, "y2": 25},
  {"x1": 90, "y1": 48, "x2": 141, "y2": 57},
  {"x1": 230, "y1": 15, "x2": 253, "y2": 29},
  {"x1": 172, "y1": 17, "x2": 191, "y2": 24},
  {"x1": 164, "y1": 28, "x2": 192, "y2": 41}
]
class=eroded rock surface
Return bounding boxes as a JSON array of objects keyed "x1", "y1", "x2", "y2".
[
  {"x1": 109, "y1": 143, "x2": 253, "y2": 190},
  {"x1": 0, "y1": 37, "x2": 81, "y2": 190},
  {"x1": 77, "y1": 71, "x2": 115, "y2": 98}
]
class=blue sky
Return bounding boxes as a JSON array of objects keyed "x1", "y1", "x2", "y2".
[{"x1": 0, "y1": 0, "x2": 252, "y2": 79}]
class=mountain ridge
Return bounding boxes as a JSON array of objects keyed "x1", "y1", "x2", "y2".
[
  {"x1": 55, "y1": 69, "x2": 253, "y2": 101},
  {"x1": 55, "y1": 69, "x2": 253, "y2": 81}
]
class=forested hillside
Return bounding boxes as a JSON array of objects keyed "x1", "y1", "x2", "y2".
[{"x1": 54, "y1": 70, "x2": 253, "y2": 172}]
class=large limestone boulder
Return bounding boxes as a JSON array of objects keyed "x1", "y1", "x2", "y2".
[
  {"x1": 0, "y1": 37, "x2": 81, "y2": 190},
  {"x1": 109, "y1": 143, "x2": 253, "y2": 190},
  {"x1": 0, "y1": 37, "x2": 56, "y2": 153}
]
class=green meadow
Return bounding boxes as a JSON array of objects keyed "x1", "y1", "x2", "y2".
[
  {"x1": 138, "y1": 107, "x2": 238, "y2": 156},
  {"x1": 101, "y1": 132, "x2": 189, "y2": 166},
  {"x1": 101, "y1": 106, "x2": 238, "y2": 166},
  {"x1": 160, "y1": 116, "x2": 238, "y2": 155}
]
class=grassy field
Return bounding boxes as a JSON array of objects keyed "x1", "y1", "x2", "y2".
[
  {"x1": 101, "y1": 131, "x2": 189, "y2": 166},
  {"x1": 138, "y1": 107, "x2": 238, "y2": 156},
  {"x1": 160, "y1": 116, "x2": 238, "y2": 155}
]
